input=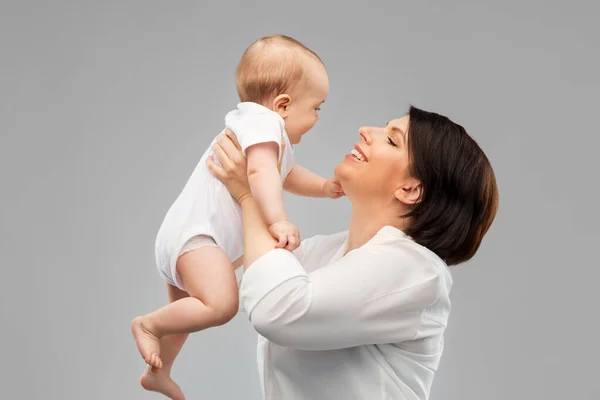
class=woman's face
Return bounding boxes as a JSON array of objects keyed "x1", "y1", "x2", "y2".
[{"x1": 334, "y1": 116, "x2": 420, "y2": 205}]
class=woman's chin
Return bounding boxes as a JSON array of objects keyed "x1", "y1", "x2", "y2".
[{"x1": 334, "y1": 160, "x2": 356, "y2": 184}]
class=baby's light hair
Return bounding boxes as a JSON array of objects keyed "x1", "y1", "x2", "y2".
[{"x1": 235, "y1": 35, "x2": 324, "y2": 105}]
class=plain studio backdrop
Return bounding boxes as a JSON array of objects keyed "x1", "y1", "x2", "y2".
[{"x1": 1, "y1": 1, "x2": 598, "y2": 399}]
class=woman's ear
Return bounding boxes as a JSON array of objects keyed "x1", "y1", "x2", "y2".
[
  {"x1": 395, "y1": 178, "x2": 422, "y2": 205},
  {"x1": 272, "y1": 94, "x2": 292, "y2": 118}
]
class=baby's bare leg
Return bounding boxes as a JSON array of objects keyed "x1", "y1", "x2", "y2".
[
  {"x1": 155, "y1": 284, "x2": 190, "y2": 373},
  {"x1": 132, "y1": 246, "x2": 239, "y2": 368},
  {"x1": 232, "y1": 255, "x2": 243, "y2": 269},
  {"x1": 139, "y1": 283, "x2": 188, "y2": 400}
]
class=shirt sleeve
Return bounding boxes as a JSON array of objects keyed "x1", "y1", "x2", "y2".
[
  {"x1": 225, "y1": 111, "x2": 283, "y2": 157},
  {"x1": 239, "y1": 245, "x2": 443, "y2": 351},
  {"x1": 290, "y1": 234, "x2": 320, "y2": 263}
]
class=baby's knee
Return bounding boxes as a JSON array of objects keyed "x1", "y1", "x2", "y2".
[{"x1": 210, "y1": 294, "x2": 239, "y2": 326}]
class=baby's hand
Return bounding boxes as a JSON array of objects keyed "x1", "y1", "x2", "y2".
[
  {"x1": 322, "y1": 178, "x2": 345, "y2": 199},
  {"x1": 269, "y1": 220, "x2": 301, "y2": 251}
]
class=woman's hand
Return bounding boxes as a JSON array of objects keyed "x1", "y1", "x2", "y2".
[{"x1": 207, "y1": 129, "x2": 252, "y2": 203}]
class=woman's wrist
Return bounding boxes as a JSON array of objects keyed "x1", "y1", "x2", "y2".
[{"x1": 238, "y1": 191, "x2": 253, "y2": 205}]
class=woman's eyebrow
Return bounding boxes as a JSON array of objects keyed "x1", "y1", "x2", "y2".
[
  {"x1": 391, "y1": 126, "x2": 405, "y2": 136},
  {"x1": 386, "y1": 122, "x2": 406, "y2": 136}
]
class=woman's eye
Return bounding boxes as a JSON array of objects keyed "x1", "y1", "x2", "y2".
[
  {"x1": 388, "y1": 137, "x2": 397, "y2": 147},
  {"x1": 315, "y1": 108, "x2": 321, "y2": 111}
]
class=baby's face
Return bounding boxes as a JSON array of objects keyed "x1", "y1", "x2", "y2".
[{"x1": 285, "y1": 61, "x2": 329, "y2": 144}]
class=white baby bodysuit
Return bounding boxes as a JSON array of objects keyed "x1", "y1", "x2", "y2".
[{"x1": 154, "y1": 102, "x2": 294, "y2": 290}]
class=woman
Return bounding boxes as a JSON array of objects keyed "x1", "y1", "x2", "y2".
[{"x1": 207, "y1": 105, "x2": 498, "y2": 399}]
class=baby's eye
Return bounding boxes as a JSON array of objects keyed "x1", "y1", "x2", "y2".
[{"x1": 315, "y1": 108, "x2": 321, "y2": 111}]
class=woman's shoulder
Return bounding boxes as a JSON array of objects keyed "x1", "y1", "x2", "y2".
[
  {"x1": 361, "y1": 226, "x2": 453, "y2": 290},
  {"x1": 293, "y1": 230, "x2": 349, "y2": 264},
  {"x1": 304, "y1": 230, "x2": 349, "y2": 247}
]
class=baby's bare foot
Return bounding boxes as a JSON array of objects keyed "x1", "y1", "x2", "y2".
[
  {"x1": 140, "y1": 366, "x2": 185, "y2": 400},
  {"x1": 131, "y1": 316, "x2": 163, "y2": 368}
]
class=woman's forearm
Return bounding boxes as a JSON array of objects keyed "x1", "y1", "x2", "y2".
[{"x1": 240, "y1": 196, "x2": 278, "y2": 270}]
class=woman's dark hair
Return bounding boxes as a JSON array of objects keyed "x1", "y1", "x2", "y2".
[{"x1": 403, "y1": 105, "x2": 499, "y2": 266}]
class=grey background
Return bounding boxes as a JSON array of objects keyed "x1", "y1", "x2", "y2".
[{"x1": 1, "y1": 1, "x2": 598, "y2": 399}]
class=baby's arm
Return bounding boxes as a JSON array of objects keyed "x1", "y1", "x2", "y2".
[
  {"x1": 284, "y1": 165, "x2": 344, "y2": 199},
  {"x1": 245, "y1": 142, "x2": 287, "y2": 225},
  {"x1": 283, "y1": 165, "x2": 328, "y2": 197},
  {"x1": 245, "y1": 142, "x2": 300, "y2": 249}
]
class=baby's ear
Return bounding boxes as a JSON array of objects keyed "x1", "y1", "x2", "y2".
[{"x1": 272, "y1": 94, "x2": 292, "y2": 118}]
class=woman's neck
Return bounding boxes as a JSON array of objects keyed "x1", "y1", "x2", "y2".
[{"x1": 346, "y1": 203, "x2": 408, "y2": 254}]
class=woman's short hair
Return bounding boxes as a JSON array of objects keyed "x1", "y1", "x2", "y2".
[{"x1": 404, "y1": 106, "x2": 499, "y2": 266}]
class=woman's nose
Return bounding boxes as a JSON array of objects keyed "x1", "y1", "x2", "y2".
[{"x1": 358, "y1": 127, "x2": 373, "y2": 144}]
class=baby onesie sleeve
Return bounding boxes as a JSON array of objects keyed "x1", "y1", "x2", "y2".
[{"x1": 225, "y1": 111, "x2": 284, "y2": 158}]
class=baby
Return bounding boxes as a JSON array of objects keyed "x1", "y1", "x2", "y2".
[{"x1": 132, "y1": 34, "x2": 343, "y2": 399}]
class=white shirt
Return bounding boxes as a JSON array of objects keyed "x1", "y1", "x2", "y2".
[
  {"x1": 239, "y1": 226, "x2": 453, "y2": 400},
  {"x1": 154, "y1": 102, "x2": 294, "y2": 289}
]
